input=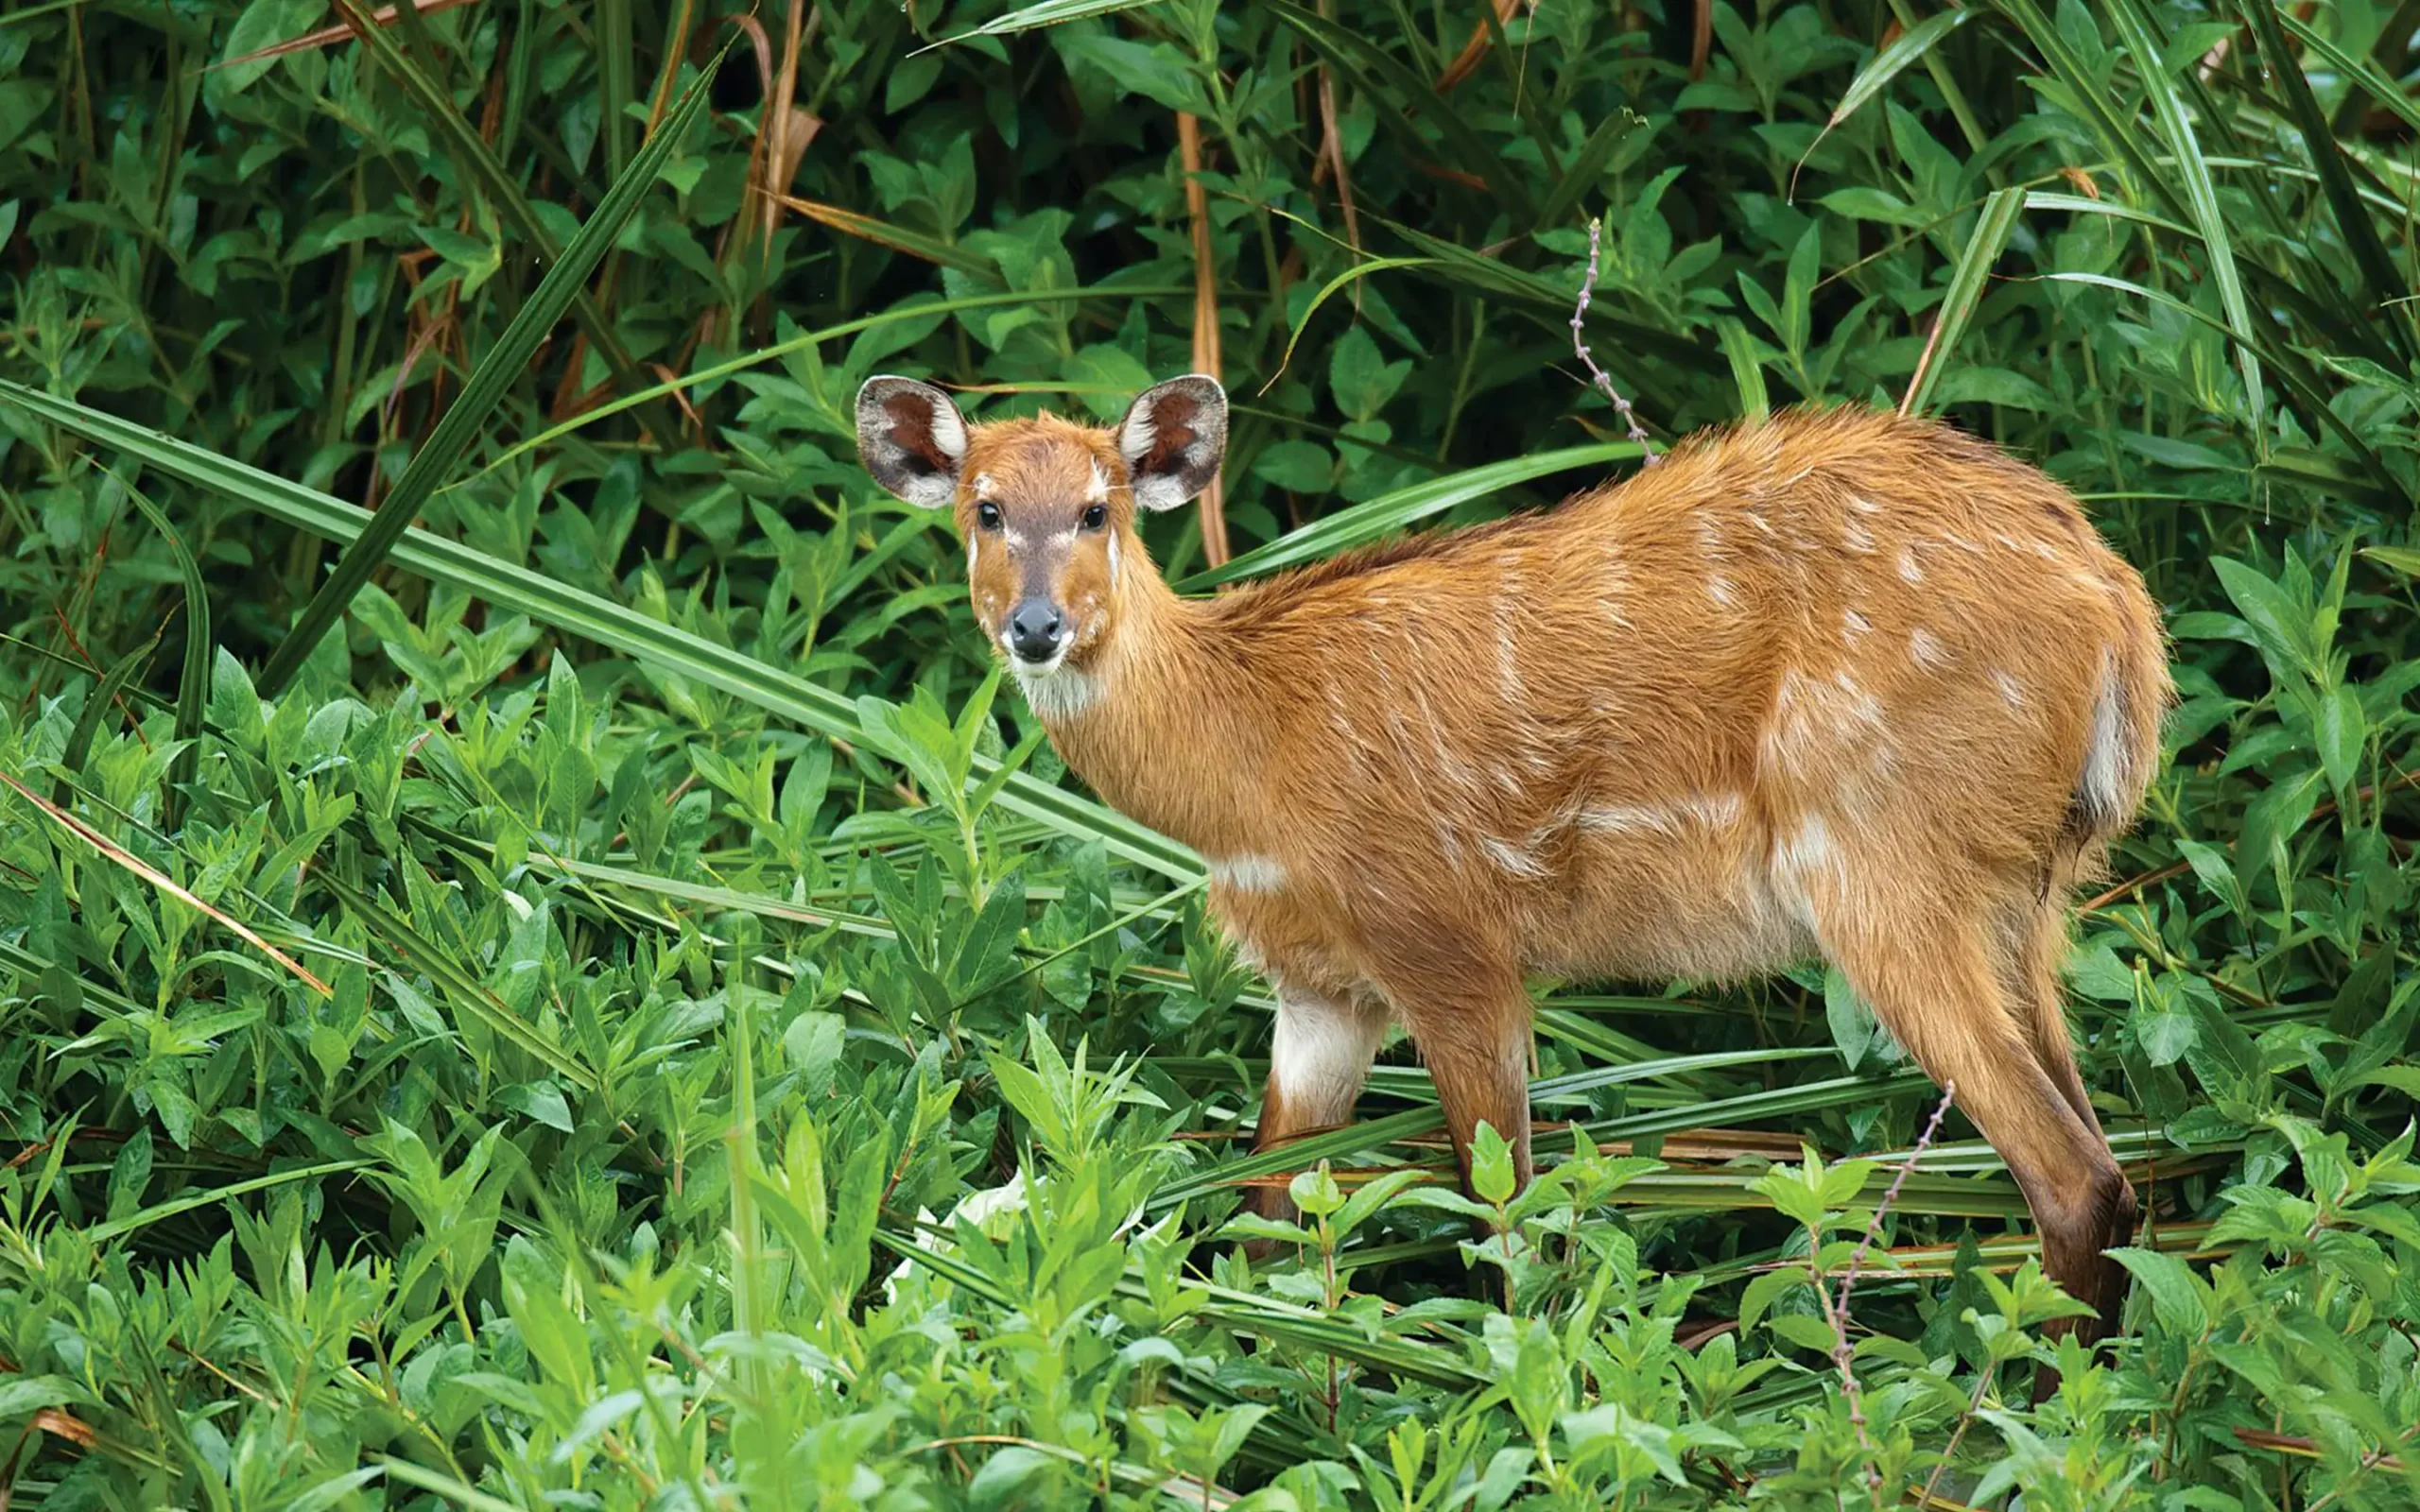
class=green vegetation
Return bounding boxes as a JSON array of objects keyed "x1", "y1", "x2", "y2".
[{"x1": 3, "y1": 0, "x2": 2418, "y2": 1505}]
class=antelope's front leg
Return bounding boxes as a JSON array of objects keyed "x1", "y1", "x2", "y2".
[
  {"x1": 1249, "y1": 986, "x2": 1392, "y2": 1230},
  {"x1": 1383, "y1": 961, "x2": 1535, "y2": 1205}
]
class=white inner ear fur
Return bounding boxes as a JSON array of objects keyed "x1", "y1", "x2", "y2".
[
  {"x1": 1131, "y1": 471, "x2": 1192, "y2": 512},
  {"x1": 1117, "y1": 409, "x2": 1157, "y2": 471},
  {"x1": 1119, "y1": 402, "x2": 1194, "y2": 511},
  {"x1": 895, "y1": 468, "x2": 957, "y2": 509},
  {"x1": 892, "y1": 394, "x2": 967, "y2": 507},
  {"x1": 926, "y1": 400, "x2": 968, "y2": 462}
]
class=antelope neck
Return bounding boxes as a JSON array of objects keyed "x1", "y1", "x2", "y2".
[{"x1": 1025, "y1": 553, "x2": 1272, "y2": 861}]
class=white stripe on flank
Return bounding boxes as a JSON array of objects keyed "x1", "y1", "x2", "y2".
[
  {"x1": 1207, "y1": 854, "x2": 1288, "y2": 892},
  {"x1": 1479, "y1": 834, "x2": 1549, "y2": 880},
  {"x1": 1577, "y1": 792, "x2": 1741, "y2": 836}
]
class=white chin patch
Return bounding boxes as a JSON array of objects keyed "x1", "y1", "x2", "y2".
[{"x1": 1011, "y1": 655, "x2": 1098, "y2": 720}]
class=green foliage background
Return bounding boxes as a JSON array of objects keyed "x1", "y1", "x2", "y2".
[{"x1": 2, "y1": 0, "x2": 2419, "y2": 1505}]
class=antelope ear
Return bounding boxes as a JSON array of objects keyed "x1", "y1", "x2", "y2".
[
  {"x1": 1116, "y1": 374, "x2": 1227, "y2": 511},
  {"x1": 856, "y1": 376, "x2": 969, "y2": 508}
]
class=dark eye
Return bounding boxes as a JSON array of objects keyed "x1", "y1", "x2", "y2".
[
  {"x1": 976, "y1": 501, "x2": 1002, "y2": 531},
  {"x1": 1081, "y1": 503, "x2": 1107, "y2": 531}
]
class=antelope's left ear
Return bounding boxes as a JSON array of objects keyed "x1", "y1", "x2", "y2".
[
  {"x1": 856, "y1": 376, "x2": 969, "y2": 508},
  {"x1": 1117, "y1": 374, "x2": 1227, "y2": 511}
]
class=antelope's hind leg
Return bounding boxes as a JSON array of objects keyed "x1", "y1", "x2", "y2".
[
  {"x1": 1812, "y1": 892, "x2": 2133, "y2": 1356},
  {"x1": 1997, "y1": 890, "x2": 2139, "y2": 1321}
]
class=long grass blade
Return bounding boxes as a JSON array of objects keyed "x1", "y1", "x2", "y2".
[
  {"x1": 912, "y1": 0, "x2": 1169, "y2": 53},
  {"x1": 53, "y1": 637, "x2": 156, "y2": 806},
  {"x1": 1899, "y1": 185, "x2": 2022, "y2": 417},
  {"x1": 2104, "y1": 0, "x2": 2264, "y2": 438},
  {"x1": 114, "y1": 473, "x2": 210, "y2": 827},
  {"x1": 1180, "y1": 441, "x2": 1642, "y2": 590},
  {"x1": 762, "y1": 192, "x2": 1000, "y2": 277},
  {"x1": 1261, "y1": 256, "x2": 1435, "y2": 390},
  {"x1": 84, "y1": 1160, "x2": 368, "y2": 1245},
  {"x1": 0, "y1": 768, "x2": 335, "y2": 997},
  {"x1": 319, "y1": 871, "x2": 597, "y2": 1090},
  {"x1": 1150, "y1": 1050, "x2": 1874, "y2": 1206},
  {"x1": 1267, "y1": 0, "x2": 1530, "y2": 223},
  {"x1": 2041, "y1": 271, "x2": 2399, "y2": 497},
  {"x1": 325, "y1": 0, "x2": 682, "y2": 447},
  {"x1": 0, "y1": 382, "x2": 1203, "y2": 879},
  {"x1": 255, "y1": 30, "x2": 735, "y2": 698},
  {"x1": 2244, "y1": 0, "x2": 2411, "y2": 349},
  {"x1": 1796, "y1": 8, "x2": 1975, "y2": 187}
]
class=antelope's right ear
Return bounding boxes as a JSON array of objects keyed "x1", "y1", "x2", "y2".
[
  {"x1": 1118, "y1": 374, "x2": 1228, "y2": 511},
  {"x1": 856, "y1": 376, "x2": 969, "y2": 508}
]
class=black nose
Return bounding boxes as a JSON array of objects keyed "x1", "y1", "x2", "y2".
[{"x1": 1007, "y1": 599, "x2": 1065, "y2": 662}]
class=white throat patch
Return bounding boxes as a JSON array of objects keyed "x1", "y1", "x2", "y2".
[{"x1": 1013, "y1": 662, "x2": 1101, "y2": 722}]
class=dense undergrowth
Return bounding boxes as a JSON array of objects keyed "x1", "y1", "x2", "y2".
[{"x1": 2, "y1": 0, "x2": 2419, "y2": 1506}]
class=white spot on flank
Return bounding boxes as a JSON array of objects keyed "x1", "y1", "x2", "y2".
[
  {"x1": 1085, "y1": 461, "x2": 1111, "y2": 503},
  {"x1": 1843, "y1": 519, "x2": 1876, "y2": 553},
  {"x1": 1698, "y1": 514, "x2": 1725, "y2": 556},
  {"x1": 1208, "y1": 854, "x2": 1288, "y2": 892},
  {"x1": 1994, "y1": 670, "x2": 2026, "y2": 710},
  {"x1": 1943, "y1": 532, "x2": 1985, "y2": 555},
  {"x1": 1842, "y1": 608, "x2": 1872, "y2": 644},
  {"x1": 1833, "y1": 669, "x2": 1884, "y2": 728},
  {"x1": 1848, "y1": 495, "x2": 1881, "y2": 514},
  {"x1": 1772, "y1": 812, "x2": 1843, "y2": 925},
  {"x1": 1910, "y1": 627, "x2": 1950, "y2": 670},
  {"x1": 1898, "y1": 547, "x2": 1923, "y2": 583},
  {"x1": 1600, "y1": 547, "x2": 1633, "y2": 627},
  {"x1": 1480, "y1": 834, "x2": 1550, "y2": 880},
  {"x1": 2032, "y1": 540, "x2": 2061, "y2": 560},
  {"x1": 1708, "y1": 575, "x2": 1737, "y2": 608}
]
